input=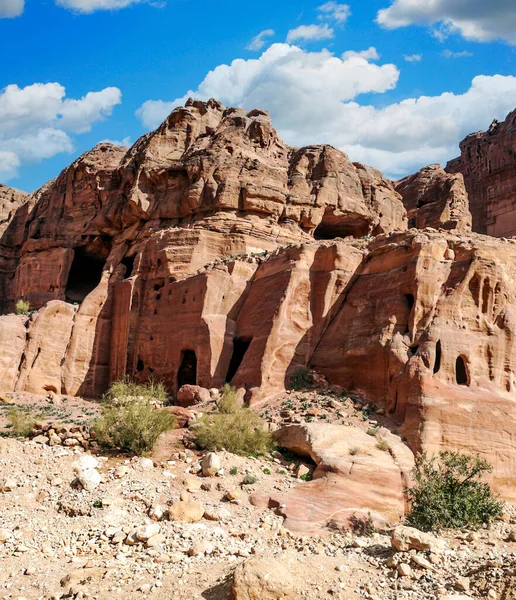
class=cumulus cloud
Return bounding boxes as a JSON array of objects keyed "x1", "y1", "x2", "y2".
[
  {"x1": 377, "y1": 0, "x2": 516, "y2": 45},
  {"x1": 55, "y1": 0, "x2": 145, "y2": 13},
  {"x1": 404, "y1": 54, "x2": 422, "y2": 62},
  {"x1": 317, "y1": 2, "x2": 350, "y2": 24},
  {"x1": 342, "y1": 47, "x2": 380, "y2": 61},
  {"x1": 246, "y1": 29, "x2": 275, "y2": 51},
  {"x1": 0, "y1": 0, "x2": 24, "y2": 18},
  {"x1": 136, "y1": 44, "x2": 516, "y2": 180},
  {"x1": 0, "y1": 83, "x2": 121, "y2": 181},
  {"x1": 286, "y1": 24, "x2": 334, "y2": 44}
]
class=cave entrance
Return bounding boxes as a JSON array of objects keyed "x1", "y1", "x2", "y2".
[
  {"x1": 456, "y1": 356, "x2": 469, "y2": 386},
  {"x1": 65, "y1": 248, "x2": 105, "y2": 303},
  {"x1": 434, "y1": 340, "x2": 442, "y2": 374},
  {"x1": 177, "y1": 350, "x2": 197, "y2": 389},
  {"x1": 225, "y1": 338, "x2": 252, "y2": 383},
  {"x1": 313, "y1": 207, "x2": 370, "y2": 240},
  {"x1": 121, "y1": 255, "x2": 135, "y2": 278}
]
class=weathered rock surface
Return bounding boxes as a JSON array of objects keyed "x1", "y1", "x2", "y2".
[
  {"x1": 396, "y1": 164, "x2": 471, "y2": 231},
  {"x1": 0, "y1": 184, "x2": 26, "y2": 237},
  {"x1": 253, "y1": 423, "x2": 414, "y2": 533},
  {"x1": 232, "y1": 555, "x2": 295, "y2": 600},
  {"x1": 447, "y1": 109, "x2": 516, "y2": 237}
]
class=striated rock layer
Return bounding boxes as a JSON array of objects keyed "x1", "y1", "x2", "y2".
[
  {"x1": 1, "y1": 98, "x2": 516, "y2": 501},
  {"x1": 447, "y1": 109, "x2": 516, "y2": 237}
]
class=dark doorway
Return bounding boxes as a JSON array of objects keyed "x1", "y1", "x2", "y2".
[
  {"x1": 456, "y1": 356, "x2": 469, "y2": 386},
  {"x1": 405, "y1": 294, "x2": 415, "y2": 311},
  {"x1": 121, "y1": 255, "x2": 135, "y2": 278},
  {"x1": 65, "y1": 248, "x2": 105, "y2": 303},
  {"x1": 433, "y1": 340, "x2": 442, "y2": 374},
  {"x1": 225, "y1": 338, "x2": 252, "y2": 383},
  {"x1": 177, "y1": 350, "x2": 197, "y2": 389}
]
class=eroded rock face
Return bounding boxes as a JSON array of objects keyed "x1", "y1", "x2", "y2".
[
  {"x1": 396, "y1": 164, "x2": 472, "y2": 231},
  {"x1": 0, "y1": 185, "x2": 26, "y2": 237},
  {"x1": 447, "y1": 109, "x2": 516, "y2": 237}
]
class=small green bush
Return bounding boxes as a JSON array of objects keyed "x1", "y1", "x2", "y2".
[
  {"x1": 287, "y1": 368, "x2": 314, "y2": 391},
  {"x1": 349, "y1": 446, "x2": 362, "y2": 456},
  {"x1": 93, "y1": 399, "x2": 176, "y2": 455},
  {"x1": 366, "y1": 428, "x2": 378, "y2": 437},
  {"x1": 103, "y1": 376, "x2": 168, "y2": 406},
  {"x1": 230, "y1": 466, "x2": 238, "y2": 475},
  {"x1": 15, "y1": 299, "x2": 30, "y2": 316},
  {"x1": 406, "y1": 451, "x2": 503, "y2": 532},
  {"x1": 195, "y1": 386, "x2": 273, "y2": 457},
  {"x1": 263, "y1": 467, "x2": 271, "y2": 475},
  {"x1": 300, "y1": 472, "x2": 312, "y2": 482},
  {"x1": 6, "y1": 406, "x2": 36, "y2": 437},
  {"x1": 242, "y1": 474, "x2": 258, "y2": 485},
  {"x1": 218, "y1": 384, "x2": 240, "y2": 413}
]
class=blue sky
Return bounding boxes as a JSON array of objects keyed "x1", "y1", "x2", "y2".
[{"x1": 1, "y1": 0, "x2": 515, "y2": 191}]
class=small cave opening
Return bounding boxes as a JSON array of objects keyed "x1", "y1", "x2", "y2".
[
  {"x1": 177, "y1": 350, "x2": 197, "y2": 389},
  {"x1": 433, "y1": 340, "x2": 442, "y2": 374},
  {"x1": 121, "y1": 255, "x2": 135, "y2": 278},
  {"x1": 313, "y1": 208, "x2": 369, "y2": 240},
  {"x1": 455, "y1": 355, "x2": 469, "y2": 386},
  {"x1": 405, "y1": 294, "x2": 415, "y2": 311},
  {"x1": 225, "y1": 338, "x2": 252, "y2": 383},
  {"x1": 66, "y1": 248, "x2": 105, "y2": 303}
]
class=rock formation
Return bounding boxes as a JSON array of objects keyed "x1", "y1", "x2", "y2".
[
  {"x1": 1, "y1": 98, "x2": 516, "y2": 501},
  {"x1": 396, "y1": 164, "x2": 471, "y2": 231},
  {"x1": 447, "y1": 108, "x2": 516, "y2": 237}
]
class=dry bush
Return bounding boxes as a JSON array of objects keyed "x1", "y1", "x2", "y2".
[
  {"x1": 15, "y1": 299, "x2": 30, "y2": 315},
  {"x1": 7, "y1": 406, "x2": 36, "y2": 437}
]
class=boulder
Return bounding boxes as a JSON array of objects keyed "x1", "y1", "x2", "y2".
[
  {"x1": 176, "y1": 385, "x2": 211, "y2": 407},
  {"x1": 232, "y1": 556, "x2": 295, "y2": 600},
  {"x1": 201, "y1": 452, "x2": 221, "y2": 476},
  {"x1": 163, "y1": 405, "x2": 192, "y2": 428},
  {"x1": 76, "y1": 469, "x2": 102, "y2": 492},
  {"x1": 167, "y1": 500, "x2": 205, "y2": 523},
  {"x1": 391, "y1": 526, "x2": 446, "y2": 553}
]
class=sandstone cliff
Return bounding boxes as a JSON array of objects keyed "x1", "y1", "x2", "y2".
[
  {"x1": 2, "y1": 98, "x2": 516, "y2": 500},
  {"x1": 447, "y1": 108, "x2": 516, "y2": 237}
]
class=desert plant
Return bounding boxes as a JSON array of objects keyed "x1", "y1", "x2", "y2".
[
  {"x1": 405, "y1": 451, "x2": 503, "y2": 532},
  {"x1": 366, "y1": 428, "x2": 378, "y2": 437},
  {"x1": 242, "y1": 474, "x2": 258, "y2": 485},
  {"x1": 349, "y1": 446, "x2": 362, "y2": 456},
  {"x1": 195, "y1": 386, "x2": 274, "y2": 456},
  {"x1": 262, "y1": 467, "x2": 271, "y2": 475},
  {"x1": 376, "y1": 439, "x2": 390, "y2": 452},
  {"x1": 15, "y1": 299, "x2": 30, "y2": 316},
  {"x1": 102, "y1": 376, "x2": 168, "y2": 406},
  {"x1": 230, "y1": 466, "x2": 238, "y2": 475},
  {"x1": 93, "y1": 399, "x2": 176, "y2": 455},
  {"x1": 349, "y1": 512, "x2": 376, "y2": 537},
  {"x1": 6, "y1": 406, "x2": 36, "y2": 437},
  {"x1": 300, "y1": 472, "x2": 312, "y2": 482},
  {"x1": 287, "y1": 367, "x2": 314, "y2": 391},
  {"x1": 218, "y1": 384, "x2": 240, "y2": 413}
]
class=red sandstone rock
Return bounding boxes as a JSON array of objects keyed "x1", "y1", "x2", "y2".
[
  {"x1": 163, "y1": 406, "x2": 192, "y2": 428},
  {"x1": 0, "y1": 184, "x2": 26, "y2": 237},
  {"x1": 176, "y1": 385, "x2": 211, "y2": 407},
  {"x1": 396, "y1": 164, "x2": 471, "y2": 231},
  {"x1": 447, "y1": 109, "x2": 516, "y2": 237}
]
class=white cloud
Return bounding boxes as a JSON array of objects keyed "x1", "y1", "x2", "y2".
[
  {"x1": 55, "y1": 0, "x2": 145, "y2": 13},
  {"x1": 442, "y1": 49, "x2": 473, "y2": 58},
  {"x1": 377, "y1": 0, "x2": 516, "y2": 45},
  {"x1": 0, "y1": 0, "x2": 24, "y2": 17},
  {"x1": 99, "y1": 136, "x2": 131, "y2": 147},
  {"x1": 342, "y1": 47, "x2": 380, "y2": 61},
  {"x1": 286, "y1": 24, "x2": 334, "y2": 44},
  {"x1": 246, "y1": 29, "x2": 275, "y2": 51},
  {"x1": 318, "y1": 2, "x2": 350, "y2": 24},
  {"x1": 0, "y1": 83, "x2": 121, "y2": 181},
  {"x1": 404, "y1": 54, "x2": 422, "y2": 62},
  {"x1": 136, "y1": 44, "x2": 516, "y2": 180}
]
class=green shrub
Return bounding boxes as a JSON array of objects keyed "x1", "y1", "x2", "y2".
[
  {"x1": 349, "y1": 446, "x2": 362, "y2": 456},
  {"x1": 102, "y1": 376, "x2": 168, "y2": 406},
  {"x1": 6, "y1": 406, "x2": 36, "y2": 437},
  {"x1": 195, "y1": 386, "x2": 273, "y2": 457},
  {"x1": 15, "y1": 299, "x2": 30, "y2": 316},
  {"x1": 242, "y1": 474, "x2": 258, "y2": 485},
  {"x1": 287, "y1": 368, "x2": 313, "y2": 391},
  {"x1": 93, "y1": 399, "x2": 176, "y2": 455},
  {"x1": 230, "y1": 466, "x2": 238, "y2": 475},
  {"x1": 300, "y1": 472, "x2": 312, "y2": 482},
  {"x1": 218, "y1": 384, "x2": 241, "y2": 413},
  {"x1": 366, "y1": 428, "x2": 378, "y2": 437},
  {"x1": 406, "y1": 451, "x2": 503, "y2": 532},
  {"x1": 263, "y1": 467, "x2": 271, "y2": 475}
]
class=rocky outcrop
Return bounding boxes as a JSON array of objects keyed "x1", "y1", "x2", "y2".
[
  {"x1": 396, "y1": 164, "x2": 471, "y2": 231},
  {"x1": 447, "y1": 109, "x2": 516, "y2": 237},
  {"x1": 253, "y1": 423, "x2": 414, "y2": 533},
  {"x1": 0, "y1": 184, "x2": 26, "y2": 237}
]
